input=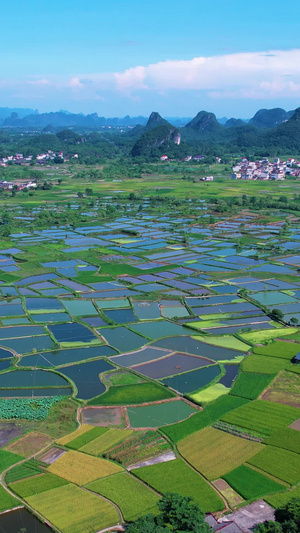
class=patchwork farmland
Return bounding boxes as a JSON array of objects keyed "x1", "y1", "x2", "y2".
[{"x1": 0, "y1": 176, "x2": 299, "y2": 532}]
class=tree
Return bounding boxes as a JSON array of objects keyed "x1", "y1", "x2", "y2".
[
  {"x1": 126, "y1": 494, "x2": 209, "y2": 533},
  {"x1": 290, "y1": 317, "x2": 299, "y2": 326},
  {"x1": 158, "y1": 493, "x2": 210, "y2": 532},
  {"x1": 270, "y1": 308, "x2": 284, "y2": 322},
  {"x1": 255, "y1": 521, "x2": 283, "y2": 532},
  {"x1": 126, "y1": 515, "x2": 168, "y2": 533}
]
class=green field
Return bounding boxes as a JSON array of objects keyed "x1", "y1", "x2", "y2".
[
  {"x1": 195, "y1": 335, "x2": 250, "y2": 352},
  {"x1": 26, "y1": 483, "x2": 120, "y2": 533},
  {"x1": 87, "y1": 382, "x2": 176, "y2": 405},
  {"x1": 223, "y1": 465, "x2": 285, "y2": 500},
  {"x1": 242, "y1": 355, "x2": 288, "y2": 374},
  {"x1": 66, "y1": 426, "x2": 109, "y2": 450},
  {"x1": 0, "y1": 450, "x2": 23, "y2": 473},
  {"x1": 248, "y1": 446, "x2": 300, "y2": 485},
  {"x1": 0, "y1": 485, "x2": 19, "y2": 512},
  {"x1": 10, "y1": 473, "x2": 69, "y2": 498},
  {"x1": 87, "y1": 472, "x2": 160, "y2": 521},
  {"x1": 239, "y1": 328, "x2": 298, "y2": 343},
  {"x1": 161, "y1": 396, "x2": 250, "y2": 443},
  {"x1": 221, "y1": 400, "x2": 300, "y2": 437},
  {"x1": 230, "y1": 372, "x2": 275, "y2": 400},
  {"x1": 133, "y1": 458, "x2": 224, "y2": 512},
  {"x1": 263, "y1": 428, "x2": 300, "y2": 453},
  {"x1": 265, "y1": 485, "x2": 300, "y2": 508},
  {"x1": 253, "y1": 341, "x2": 300, "y2": 360},
  {"x1": 178, "y1": 427, "x2": 262, "y2": 480},
  {"x1": 80, "y1": 429, "x2": 133, "y2": 455}
]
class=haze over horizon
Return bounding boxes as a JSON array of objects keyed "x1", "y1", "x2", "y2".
[{"x1": 3, "y1": 0, "x2": 300, "y2": 117}]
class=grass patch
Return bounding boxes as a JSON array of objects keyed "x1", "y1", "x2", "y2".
[
  {"x1": 190, "y1": 383, "x2": 230, "y2": 403},
  {"x1": 230, "y1": 372, "x2": 275, "y2": 400},
  {"x1": 263, "y1": 428, "x2": 300, "y2": 453},
  {"x1": 0, "y1": 485, "x2": 19, "y2": 512},
  {"x1": 87, "y1": 472, "x2": 159, "y2": 522},
  {"x1": 248, "y1": 446, "x2": 300, "y2": 485},
  {"x1": 265, "y1": 485, "x2": 300, "y2": 508},
  {"x1": 106, "y1": 371, "x2": 144, "y2": 386},
  {"x1": 0, "y1": 450, "x2": 23, "y2": 473},
  {"x1": 239, "y1": 328, "x2": 298, "y2": 343},
  {"x1": 10, "y1": 473, "x2": 69, "y2": 498},
  {"x1": 253, "y1": 340, "x2": 300, "y2": 360},
  {"x1": 161, "y1": 396, "x2": 249, "y2": 443},
  {"x1": 80, "y1": 429, "x2": 133, "y2": 455},
  {"x1": 48, "y1": 450, "x2": 123, "y2": 485},
  {"x1": 57, "y1": 424, "x2": 92, "y2": 446},
  {"x1": 221, "y1": 400, "x2": 300, "y2": 437},
  {"x1": 196, "y1": 335, "x2": 250, "y2": 352},
  {"x1": 178, "y1": 427, "x2": 262, "y2": 480},
  {"x1": 87, "y1": 382, "x2": 175, "y2": 406},
  {"x1": 223, "y1": 465, "x2": 285, "y2": 500},
  {"x1": 66, "y1": 426, "x2": 109, "y2": 450},
  {"x1": 26, "y1": 483, "x2": 120, "y2": 533},
  {"x1": 134, "y1": 458, "x2": 224, "y2": 512},
  {"x1": 242, "y1": 354, "x2": 288, "y2": 374}
]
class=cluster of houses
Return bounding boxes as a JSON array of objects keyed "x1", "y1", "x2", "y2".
[
  {"x1": 0, "y1": 180, "x2": 37, "y2": 191},
  {"x1": 231, "y1": 157, "x2": 300, "y2": 181},
  {"x1": 0, "y1": 151, "x2": 79, "y2": 167}
]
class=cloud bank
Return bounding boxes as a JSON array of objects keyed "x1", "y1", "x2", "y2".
[{"x1": 4, "y1": 49, "x2": 300, "y2": 112}]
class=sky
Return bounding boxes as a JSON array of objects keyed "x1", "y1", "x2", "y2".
[{"x1": 2, "y1": 0, "x2": 300, "y2": 117}]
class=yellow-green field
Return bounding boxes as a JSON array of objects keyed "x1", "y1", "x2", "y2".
[
  {"x1": 48, "y1": 450, "x2": 123, "y2": 485},
  {"x1": 178, "y1": 427, "x2": 263, "y2": 480}
]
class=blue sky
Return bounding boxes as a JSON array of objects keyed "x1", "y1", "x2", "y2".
[{"x1": 2, "y1": 0, "x2": 300, "y2": 117}]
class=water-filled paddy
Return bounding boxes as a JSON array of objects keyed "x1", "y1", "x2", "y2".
[
  {"x1": 59, "y1": 359, "x2": 113, "y2": 399},
  {"x1": 25, "y1": 298, "x2": 65, "y2": 312},
  {"x1": 153, "y1": 336, "x2": 242, "y2": 361},
  {"x1": 133, "y1": 301, "x2": 161, "y2": 320},
  {"x1": 0, "y1": 387, "x2": 72, "y2": 397},
  {"x1": 96, "y1": 298, "x2": 130, "y2": 309},
  {"x1": 99, "y1": 326, "x2": 146, "y2": 352},
  {"x1": 219, "y1": 365, "x2": 239, "y2": 387},
  {"x1": 162, "y1": 364, "x2": 221, "y2": 394},
  {"x1": 0, "y1": 369, "x2": 69, "y2": 388},
  {"x1": 48, "y1": 323, "x2": 99, "y2": 344},
  {"x1": 110, "y1": 347, "x2": 172, "y2": 367},
  {"x1": 0, "y1": 325, "x2": 45, "y2": 339},
  {"x1": 61, "y1": 300, "x2": 98, "y2": 316},
  {"x1": 104, "y1": 308, "x2": 137, "y2": 324},
  {"x1": 33, "y1": 312, "x2": 71, "y2": 323},
  {"x1": 131, "y1": 353, "x2": 213, "y2": 379},
  {"x1": 251, "y1": 292, "x2": 297, "y2": 306},
  {"x1": 127, "y1": 399, "x2": 197, "y2": 428},
  {"x1": 19, "y1": 345, "x2": 117, "y2": 367},
  {"x1": 129, "y1": 320, "x2": 188, "y2": 339},
  {"x1": 0, "y1": 335, "x2": 54, "y2": 354}
]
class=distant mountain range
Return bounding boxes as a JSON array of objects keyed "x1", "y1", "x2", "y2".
[
  {"x1": 2, "y1": 105, "x2": 300, "y2": 155},
  {"x1": 1, "y1": 106, "x2": 296, "y2": 131}
]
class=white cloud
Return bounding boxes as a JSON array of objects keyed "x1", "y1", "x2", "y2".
[
  {"x1": 27, "y1": 79, "x2": 50, "y2": 87},
  {"x1": 113, "y1": 49, "x2": 300, "y2": 98},
  {"x1": 70, "y1": 77, "x2": 83, "y2": 88}
]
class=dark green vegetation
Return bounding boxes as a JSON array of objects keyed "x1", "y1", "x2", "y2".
[
  {"x1": 126, "y1": 493, "x2": 210, "y2": 533},
  {"x1": 162, "y1": 396, "x2": 249, "y2": 442},
  {"x1": 133, "y1": 459, "x2": 224, "y2": 512},
  {"x1": 223, "y1": 465, "x2": 284, "y2": 500},
  {"x1": 230, "y1": 372, "x2": 275, "y2": 400},
  {"x1": 87, "y1": 382, "x2": 176, "y2": 405}
]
